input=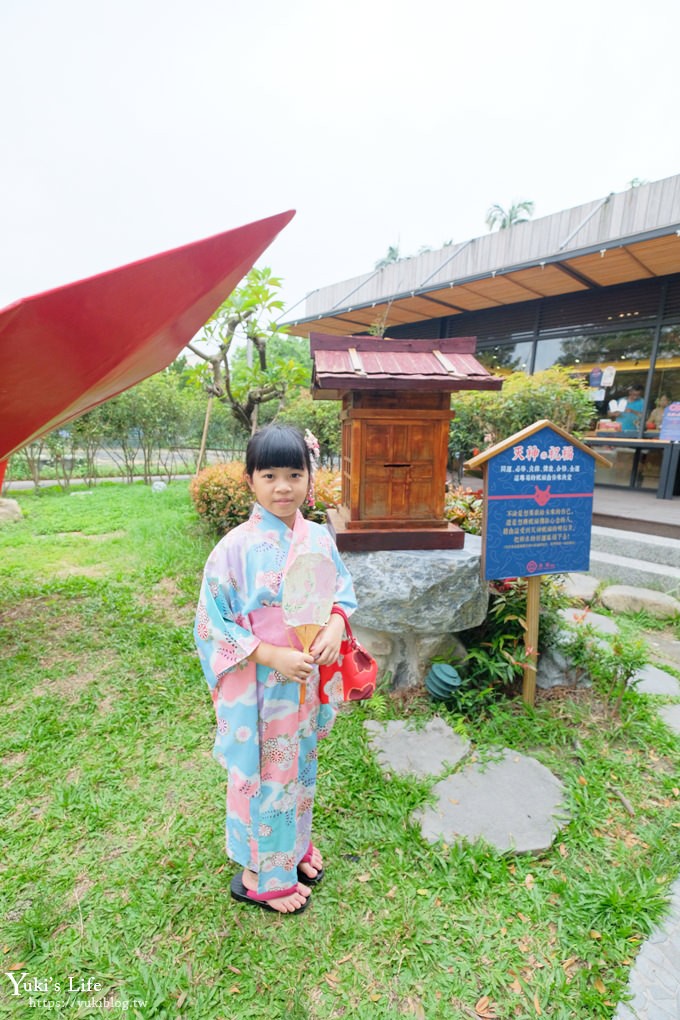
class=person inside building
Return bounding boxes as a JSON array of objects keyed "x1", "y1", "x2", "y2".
[
  {"x1": 610, "y1": 384, "x2": 645, "y2": 433},
  {"x1": 646, "y1": 392, "x2": 671, "y2": 430}
]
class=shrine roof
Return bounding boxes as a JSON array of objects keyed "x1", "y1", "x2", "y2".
[{"x1": 310, "y1": 333, "x2": 503, "y2": 397}]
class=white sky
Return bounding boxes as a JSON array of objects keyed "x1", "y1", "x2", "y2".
[{"x1": 2, "y1": 0, "x2": 679, "y2": 319}]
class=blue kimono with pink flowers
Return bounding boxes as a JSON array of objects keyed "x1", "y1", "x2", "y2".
[{"x1": 194, "y1": 503, "x2": 357, "y2": 896}]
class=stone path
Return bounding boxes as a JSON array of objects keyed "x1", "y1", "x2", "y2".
[
  {"x1": 556, "y1": 582, "x2": 680, "y2": 1018},
  {"x1": 613, "y1": 880, "x2": 680, "y2": 1020},
  {"x1": 364, "y1": 581, "x2": 680, "y2": 1020}
]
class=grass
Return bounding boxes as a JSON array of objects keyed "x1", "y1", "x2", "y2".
[{"x1": 1, "y1": 484, "x2": 679, "y2": 1019}]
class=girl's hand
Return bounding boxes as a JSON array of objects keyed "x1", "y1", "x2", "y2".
[
  {"x1": 270, "y1": 647, "x2": 314, "y2": 684},
  {"x1": 310, "y1": 612, "x2": 346, "y2": 666},
  {"x1": 250, "y1": 641, "x2": 313, "y2": 684}
]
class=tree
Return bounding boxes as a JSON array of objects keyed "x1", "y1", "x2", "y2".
[
  {"x1": 485, "y1": 200, "x2": 535, "y2": 232},
  {"x1": 98, "y1": 373, "x2": 194, "y2": 482},
  {"x1": 374, "y1": 245, "x2": 402, "y2": 269},
  {"x1": 187, "y1": 267, "x2": 307, "y2": 435},
  {"x1": 277, "y1": 390, "x2": 341, "y2": 464}
]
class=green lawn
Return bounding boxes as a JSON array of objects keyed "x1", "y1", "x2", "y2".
[{"x1": 1, "y1": 484, "x2": 679, "y2": 1019}]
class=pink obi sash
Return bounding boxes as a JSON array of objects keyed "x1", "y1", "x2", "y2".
[{"x1": 249, "y1": 606, "x2": 302, "y2": 650}]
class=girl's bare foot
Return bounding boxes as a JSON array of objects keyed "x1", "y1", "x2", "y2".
[
  {"x1": 297, "y1": 844, "x2": 323, "y2": 881},
  {"x1": 242, "y1": 869, "x2": 311, "y2": 913}
]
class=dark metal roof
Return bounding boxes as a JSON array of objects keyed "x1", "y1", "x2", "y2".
[{"x1": 310, "y1": 334, "x2": 503, "y2": 398}]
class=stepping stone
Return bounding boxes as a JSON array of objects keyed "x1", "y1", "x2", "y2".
[
  {"x1": 645, "y1": 631, "x2": 680, "y2": 671},
  {"x1": 632, "y1": 665, "x2": 680, "y2": 697},
  {"x1": 412, "y1": 748, "x2": 569, "y2": 854},
  {"x1": 559, "y1": 607, "x2": 619, "y2": 636},
  {"x1": 364, "y1": 718, "x2": 470, "y2": 779},
  {"x1": 562, "y1": 573, "x2": 599, "y2": 602},
  {"x1": 657, "y1": 703, "x2": 680, "y2": 736},
  {"x1": 613, "y1": 877, "x2": 680, "y2": 1020}
]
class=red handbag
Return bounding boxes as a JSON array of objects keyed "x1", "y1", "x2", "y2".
[{"x1": 318, "y1": 606, "x2": 378, "y2": 704}]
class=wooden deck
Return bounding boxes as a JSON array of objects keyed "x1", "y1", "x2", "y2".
[{"x1": 593, "y1": 487, "x2": 680, "y2": 539}]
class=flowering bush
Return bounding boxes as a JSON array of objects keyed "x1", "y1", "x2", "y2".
[
  {"x1": 306, "y1": 468, "x2": 341, "y2": 524},
  {"x1": 189, "y1": 462, "x2": 253, "y2": 533},
  {"x1": 190, "y1": 463, "x2": 342, "y2": 532},
  {"x1": 444, "y1": 485, "x2": 484, "y2": 535}
]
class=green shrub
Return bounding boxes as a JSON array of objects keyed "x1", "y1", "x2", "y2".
[
  {"x1": 433, "y1": 575, "x2": 568, "y2": 715},
  {"x1": 450, "y1": 367, "x2": 596, "y2": 480},
  {"x1": 189, "y1": 463, "x2": 342, "y2": 532},
  {"x1": 189, "y1": 462, "x2": 253, "y2": 532}
]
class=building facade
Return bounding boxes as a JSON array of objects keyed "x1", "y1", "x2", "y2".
[{"x1": 287, "y1": 176, "x2": 680, "y2": 493}]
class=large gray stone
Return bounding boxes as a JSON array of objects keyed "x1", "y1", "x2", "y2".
[
  {"x1": 364, "y1": 718, "x2": 470, "y2": 778},
  {"x1": 345, "y1": 536, "x2": 487, "y2": 688},
  {"x1": 600, "y1": 584, "x2": 680, "y2": 620},
  {"x1": 413, "y1": 748, "x2": 569, "y2": 853},
  {"x1": 0, "y1": 498, "x2": 22, "y2": 523},
  {"x1": 536, "y1": 645, "x2": 591, "y2": 690}
]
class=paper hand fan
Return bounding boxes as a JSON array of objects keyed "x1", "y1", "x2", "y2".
[{"x1": 282, "y1": 552, "x2": 337, "y2": 703}]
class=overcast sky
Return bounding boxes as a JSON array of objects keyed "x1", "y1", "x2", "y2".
[{"x1": 2, "y1": 0, "x2": 679, "y2": 320}]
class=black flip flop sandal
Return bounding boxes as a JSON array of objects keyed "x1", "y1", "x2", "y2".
[
  {"x1": 297, "y1": 864, "x2": 324, "y2": 886},
  {"x1": 230, "y1": 873, "x2": 311, "y2": 915}
]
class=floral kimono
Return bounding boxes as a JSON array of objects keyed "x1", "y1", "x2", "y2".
[{"x1": 194, "y1": 502, "x2": 357, "y2": 896}]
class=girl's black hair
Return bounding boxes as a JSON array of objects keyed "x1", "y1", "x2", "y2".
[{"x1": 245, "y1": 424, "x2": 311, "y2": 476}]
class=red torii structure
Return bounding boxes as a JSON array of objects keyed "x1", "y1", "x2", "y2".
[{"x1": 0, "y1": 209, "x2": 295, "y2": 488}]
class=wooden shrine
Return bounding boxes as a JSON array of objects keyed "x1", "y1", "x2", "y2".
[{"x1": 310, "y1": 334, "x2": 503, "y2": 551}]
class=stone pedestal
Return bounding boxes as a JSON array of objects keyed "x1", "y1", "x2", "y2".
[{"x1": 342, "y1": 534, "x2": 487, "y2": 688}]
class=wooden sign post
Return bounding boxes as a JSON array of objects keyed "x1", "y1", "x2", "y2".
[{"x1": 466, "y1": 420, "x2": 611, "y2": 706}]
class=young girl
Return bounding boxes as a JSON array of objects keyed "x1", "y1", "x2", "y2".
[{"x1": 194, "y1": 425, "x2": 357, "y2": 915}]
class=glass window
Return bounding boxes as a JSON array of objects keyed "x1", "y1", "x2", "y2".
[
  {"x1": 534, "y1": 329, "x2": 654, "y2": 437},
  {"x1": 475, "y1": 341, "x2": 532, "y2": 376},
  {"x1": 645, "y1": 325, "x2": 680, "y2": 434}
]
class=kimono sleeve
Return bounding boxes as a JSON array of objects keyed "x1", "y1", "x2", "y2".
[
  {"x1": 194, "y1": 566, "x2": 260, "y2": 694},
  {"x1": 330, "y1": 542, "x2": 358, "y2": 617}
]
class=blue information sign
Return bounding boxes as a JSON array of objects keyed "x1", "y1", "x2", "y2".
[
  {"x1": 483, "y1": 425, "x2": 595, "y2": 581},
  {"x1": 659, "y1": 402, "x2": 680, "y2": 441}
]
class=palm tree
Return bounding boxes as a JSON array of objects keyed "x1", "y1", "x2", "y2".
[
  {"x1": 374, "y1": 244, "x2": 402, "y2": 269},
  {"x1": 485, "y1": 200, "x2": 535, "y2": 232}
]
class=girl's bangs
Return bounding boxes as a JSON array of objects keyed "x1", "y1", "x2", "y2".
[{"x1": 247, "y1": 427, "x2": 308, "y2": 473}]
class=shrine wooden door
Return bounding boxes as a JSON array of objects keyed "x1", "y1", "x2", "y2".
[{"x1": 360, "y1": 421, "x2": 439, "y2": 523}]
